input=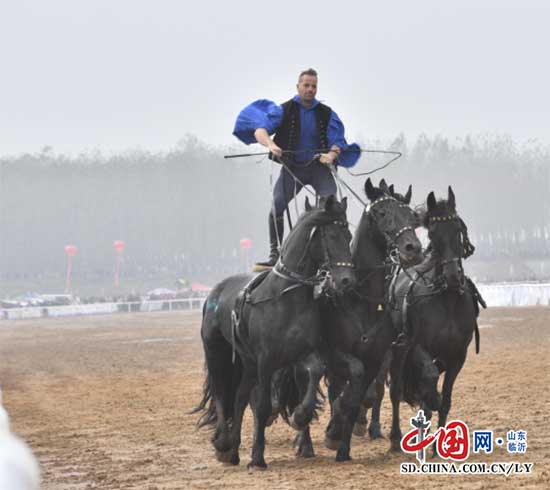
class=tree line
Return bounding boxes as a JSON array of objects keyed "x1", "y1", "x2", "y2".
[{"x1": 1, "y1": 134, "x2": 548, "y2": 295}]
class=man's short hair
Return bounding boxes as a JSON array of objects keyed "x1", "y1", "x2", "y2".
[{"x1": 298, "y1": 68, "x2": 318, "y2": 81}]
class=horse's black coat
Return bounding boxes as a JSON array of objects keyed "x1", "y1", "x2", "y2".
[
  {"x1": 195, "y1": 196, "x2": 355, "y2": 468},
  {"x1": 317, "y1": 179, "x2": 424, "y2": 461},
  {"x1": 386, "y1": 187, "x2": 483, "y2": 451}
]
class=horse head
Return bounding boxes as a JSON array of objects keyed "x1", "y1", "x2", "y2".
[
  {"x1": 424, "y1": 186, "x2": 469, "y2": 291},
  {"x1": 278, "y1": 195, "x2": 355, "y2": 295},
  {"x1": 360, "y1": 178, "x2": 423, "y2": 266}
]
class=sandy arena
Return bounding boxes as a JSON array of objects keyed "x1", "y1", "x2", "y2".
[{"x1": 0, "y1": 307, "x2": 548, "y2": 489}]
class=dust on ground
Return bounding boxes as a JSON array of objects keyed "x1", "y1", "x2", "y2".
[{"x1": 0, "y1": 307, "x2": 548, "y2": 489}]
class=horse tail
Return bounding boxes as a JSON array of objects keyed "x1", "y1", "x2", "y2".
[
  {"x1": 474, "y1": 322, "x2": 480, "y2": 354},
  {"x1": 191, "y1": 351, "x2": 243, "y2": 428},
  {"x1": 191, "y1": 294, "x2": 244, "y2": 429},
  {"x1": 277, "y1": 366, "x2": 325, "y2": 424},
  {"x1": 277, "y1": 367, "x2": 299, "y2": 423},
  {"x1": 190, "y1": 362, "x2": 216, "y2": 427}
]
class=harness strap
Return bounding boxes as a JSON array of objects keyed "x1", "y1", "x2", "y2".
[{"x1": 401, "y1": 279, "x2": 416, "y2": 337}]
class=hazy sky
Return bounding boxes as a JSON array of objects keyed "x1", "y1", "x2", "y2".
[{"x1": 1, "y1": 0, "x2": 549, "y2": 155}]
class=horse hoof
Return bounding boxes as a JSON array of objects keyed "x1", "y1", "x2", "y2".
[
  {"x1": 213, "y1": 434, "x2": 232, "y2": 453},
  {"x1": 297, "y1": 448, "x2": 315, "y2": 459},
  {"x1": 389, "y1": 442, "x2": 402, "y2": 453},
  {"x1": 324, "y1": 436, "x2": 341, "y2": 451},
  {"x1": 369, "y1": 427, "x2": 384, "y2": 440},
  {"x1": 335, "y1": 452, "x2": 352, "y2": 462},
  {"x1": 353, "y1": 423, "x2": 367, "y2": 437},
  {"x1": 247, "y1": 461, "x2": 268, "y2": 471},
  {"x1": 215, "y1": 450, "x2": 233, "y2": 464}
]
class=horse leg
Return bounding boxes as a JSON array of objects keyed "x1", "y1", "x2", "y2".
[
  {"x1": 201, "y1": 334, "x2": 233, "y2": 458},
  {"x1": 367, "y1": 379, "x2": 385, "y2": 440},
  {"x1": 249, "y1": 365, "x2": 274, "y2": 469},
  {"x1": 354, "y1": 348, "x2": 391, "y2": 439},
  {"x1": 324, "y1": 352, "x2": 365, "y2": 461},
  {"x1": 327, "y1": 371, "x2": 345, "y2": 418},
  {"x1": 325, "y1": 352, "x2": 358, "y2": 450},
  {"x1": 353, "y1": 403, "x2": 368, "y2": 437},
  {"x1": 388, "y1": 350, "x2": 407, "y2": 452},
  {"x1": 294, "y1": 425, "x2": 315, "y2": 458},
  {"x1": 290, "y1": 352, "x2": 324, "y2": 430},
  {"x1": 337, "y1": 364, "x2": 382, "y2": 461},
  {"x1": 368, "y1": 348, "x2": 393, "y2": 439},
  {"x1": 432, "y1": 353, "x2": 466, "y2": 456},
  {"x1": 289, "y1": 352, "x2": 324, "y2": 459},
  {"x1": 417, "y1": 401, "x2": 434, "y2": 458},
  {"x1": 226, "y1": 365, "x2": 256, "y2": 466}
]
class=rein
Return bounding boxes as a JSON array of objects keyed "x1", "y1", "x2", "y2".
[
  {"x1": 251, "y1": 218, "x2": 353, "y2": 304},
  {"x1": 351, "y1": 196, "x2": 418, "y2": 303},
  {"x1": 390, "y1": 212, "x2": 470, "y2": 305}
]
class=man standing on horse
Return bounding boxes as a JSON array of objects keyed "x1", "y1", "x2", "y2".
[{"x1": 233, "y1": 68, "x2": 361, "y2": 271}]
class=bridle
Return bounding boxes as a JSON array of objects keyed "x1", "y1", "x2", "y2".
[
  {"x1": 353, "y1": 196, "x2": 420, "y2": 302},
  {"x1": 393, "y1": 213, "x2": 467, "y2": 297},
  {"x1": 427, "y1": 213, "x2": 467, "y2": 293},
  {"x1": 273, "y1": 218, "x2": 354, "y2": 294},
  {"x1": 365, "y1": 195, "x2": 419, "y2": 258}
]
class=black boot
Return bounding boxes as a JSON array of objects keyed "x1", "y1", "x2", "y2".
[{"x1": 253, "y1": 213, "x2": 284, "y2": 272}]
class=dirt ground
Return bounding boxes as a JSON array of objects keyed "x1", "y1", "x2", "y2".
[{"x1": 0, "y1": 307, "x2": 548, "y2": 490}]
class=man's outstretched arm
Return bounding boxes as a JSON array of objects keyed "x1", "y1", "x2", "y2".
[{"x1": 254, "y1": 128, "x2": 283, "y2": 158}]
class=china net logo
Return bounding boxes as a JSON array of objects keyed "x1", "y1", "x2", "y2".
[{"x1": 399, "y1": 410, "x2": 533, "y2": 476}]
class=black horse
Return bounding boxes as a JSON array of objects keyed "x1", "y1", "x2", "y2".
[
  {"x1": 307, "y1": 178, "x2": 424, "y2": 461},
  {"x1": 353, "y1": 182, "x2": 424, "y2": 440},
  {"x1": 387, "y1": 186, "x2": 484, "y2": 451},
  {"x1": 194, "y1": 195, "x2": 355, "y2": 469}
]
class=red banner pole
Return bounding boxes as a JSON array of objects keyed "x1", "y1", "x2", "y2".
[
  {"x1": 114, "y1": 253, "x2": 121, "y2": 288},
  {"x1": 65, "y1": 256, "x2": 72, "y2": 292}
]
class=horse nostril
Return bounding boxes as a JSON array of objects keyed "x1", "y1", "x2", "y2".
[
  {"x1": 342, "y1": 277, "x2": 350, "y2": 287},
  {"x1": 405, "y1": 243, "x2": 415, "y2": 252}
]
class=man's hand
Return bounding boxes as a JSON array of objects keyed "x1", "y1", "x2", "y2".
[
  {"x1": 255, "y1": 128, "x2": 283, "y2": 159},
  {"x1": 268, "y1": 142, "x2": 283, "y2": 158},
  {"x1": 319, "y1": 148, "x2": 340, "y2": 166}
]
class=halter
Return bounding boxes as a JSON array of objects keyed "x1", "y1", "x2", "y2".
[
  {"x1": 353, "y1": 196, "x2": 418, "y2": 305},
  {"x1": 273, "y1": 218, "x2": 354, "y2": 289},
  {"x1": 426, "y1": 213, "x2": 467, "y2": 291},
  {"x1": 365, "y1": 196, "x2": 417, "y2": 252},
  {"x1": 428, "y1": 214, "x2": 458, "y2": 223}
]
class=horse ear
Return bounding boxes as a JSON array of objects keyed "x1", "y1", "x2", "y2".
[
  {"x1": 364, "y1": 178, "x2": 376, "y2": 200},
  {"x1": 404, "y1": 185, "x2": 412, "y2": 204},
  {"x1": 379, "y1": 179, "x2": 389, "y2": 193},
  {"x1": 448, "y1": 186, "x2": 456, "y2": 210},
  {"x1": 323, "y1": 195, "x2": 336, "y2": 211},
  {"x1": 305, "y1": 196, "x2": 312, "y2": 211},
  {"x1": 341, "y1": 197, "x2": 348, "y2": 212},
  {"x1": 389, "y1": 184, "x2": 395, "y2": 195},
  {"x1": 427, "y1": 191, "x2": 437, "y2": 212}
]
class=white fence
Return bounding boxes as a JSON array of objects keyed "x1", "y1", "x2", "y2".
[
  {"x1": 1, "y1": 283, "x2": 549, "y2": 321},
  {"x1": 477, "y1": 282, "x2": 550, "y2": 307},
  {"x1": 1, "y1": 298, "x2": 205, "y2": 321}
]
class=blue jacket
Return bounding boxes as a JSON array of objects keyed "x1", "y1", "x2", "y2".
[{"x1": 233, "y1": 96, "x2": 360, "y2": 167}]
